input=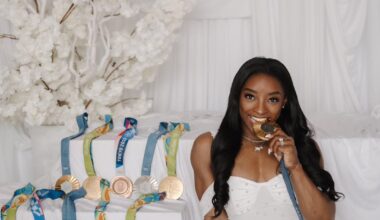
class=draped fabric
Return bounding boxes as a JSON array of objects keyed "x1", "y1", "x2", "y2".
[
  {"x1": 149, "y1": 0, "x2": 380, "y2": 115},
  {"x1": 1, "y1": 0, "x2": 380, "y2": 214}
]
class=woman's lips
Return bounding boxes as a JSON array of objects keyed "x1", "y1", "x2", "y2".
[{"x1": 249, "y1": 115, "x2": 268, "y2": 124}]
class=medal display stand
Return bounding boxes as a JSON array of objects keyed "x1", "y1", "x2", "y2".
[{"x1": 0, "y1": 112, "x2": 226, "y2": 220}]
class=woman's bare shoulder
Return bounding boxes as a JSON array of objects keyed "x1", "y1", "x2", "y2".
[
  {"x1": 191, "y1": 132, "x2": 214, "y2": 163},
  {"x1": 191, "y1": 132, "x2": 214, "y2": 199}
]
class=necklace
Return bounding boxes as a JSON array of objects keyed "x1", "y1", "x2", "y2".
[{"x1": 242, "y1": 135, "x2": 267, "y2": 152}]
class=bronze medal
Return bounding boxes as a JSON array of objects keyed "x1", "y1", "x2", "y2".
[
  {"x1": 159, "y1": 176, "x2": 183, "y2": 200},
  {"x1": 82, "y1": 176, "x2": 102, "y2": 200},
  {"x1": 55, "y1": 175, "x2": 80, "y2": 194},
  {"x1": 110, "y1": 176, "x2": 133, "y2": 198},
  {"x1": 133, "y1": 176, "x2": 159, "y2": 194}
]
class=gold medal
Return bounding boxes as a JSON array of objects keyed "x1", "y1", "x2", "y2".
[
  {"x1": 159, "y1": 176, "x2": 183, "y2": 200},
  {"x1": 55, "y1": 175, "x2": 80, "y2": 194},
  {"x1": 82, "y1": 176, "x2": 102, "y2": 200},
  {"x1": 253, "y1": 121, "x2": 279, "y2": 140},
  {"x1": 134, "y1": 176, "x2": 159, "y2": 194},
  {"x1": 110, "y1": 176, "x2": 133, "y2": 198}
]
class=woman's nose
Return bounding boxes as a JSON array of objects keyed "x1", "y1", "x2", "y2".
[{"x1": 253, "y1": 100, "x2": 267, "y2": 115}]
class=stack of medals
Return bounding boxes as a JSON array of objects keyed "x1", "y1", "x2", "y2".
[
  {"x1": 110, "y1": 117, "x2": 137, "y2": 198},
  {"x1": 159, "y1": 122, "x2": 190, "y2": 200},
  {"x1": 133, "y1": 122, "x2": 169, "y2": 195},
  {"x1": 82, "y1": 115, "x2": 113, "y2": 220}
]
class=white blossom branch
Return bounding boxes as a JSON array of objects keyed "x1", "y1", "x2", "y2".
[
  {"x1": 60, "y1": 3, "x2": 76, "y2": 24},
  {"x1": 33, "y1": 0, "x2": 39, "y2": 13},
  {"x1": 22, "y1": 0, "x2": 37, "y2": 14},
  {"x1": 98, "y1": 16, "x2": 113, "y2": 71},
  {"x1": 0, "y1": 34, "x2": 18, "y2": 40}
]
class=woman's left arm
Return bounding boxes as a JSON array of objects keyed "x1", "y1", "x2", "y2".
[
  {"x1": 268, "y1": 129, "x2": 335, "y2": 220},
  {"x1": 289, "y1": 161, "x2": 335, "y2": 220}
]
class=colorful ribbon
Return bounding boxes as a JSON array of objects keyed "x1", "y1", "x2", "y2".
[
  {"x1": 125, "y1": 192, "x2": 166, "y2": 220},
  {"x1": 163, "y1": 123, "x2": 190, "y2": 176},
  {"x1": 1, "y1": 183, "x2": 35, "y2": 220},
  {"x1": 95, "y1": 179, "x2": 111, "y2": 220},
  {"x1": 83, "y1": 115, "x2": 113, "y2": 177},
  {"x1": 30, "y1": 189, "x2": 64, "y2": 220}
]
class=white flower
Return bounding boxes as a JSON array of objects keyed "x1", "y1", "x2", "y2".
[
  {"x1": 83, "y1": 79, "x2": 107, "y2": 99},
  {"x1": 0, "y1": 0, "x2": 194, "y2": 126}
]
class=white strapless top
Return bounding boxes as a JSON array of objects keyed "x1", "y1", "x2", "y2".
[{"x1": 199, "y1": 174, "x2": 298, "y2": 220}]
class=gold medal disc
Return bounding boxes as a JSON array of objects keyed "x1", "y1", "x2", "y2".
[
  {"x1": 110, "y1": 176, "x2": 133, "y2": 198},
  {"x1": 55, "y1": 175, "x2": 80, "y2": 194},
  {"x1": 133, "y1": 176, "x2": 159, "y2": 194},
  {"x1": 82, "y1": 176, "x2": 102, "y2": 200},
  {"x1": 253, "y1": 121, "x2": 279, "y2": 141},
  {"x1": 159, "y1": 176, "x2": 183, "y2": 200}
]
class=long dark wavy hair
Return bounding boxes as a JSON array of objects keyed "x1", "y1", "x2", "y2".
[{"x1": 211, "y1": 57, "x2": 343, "y2": 217}]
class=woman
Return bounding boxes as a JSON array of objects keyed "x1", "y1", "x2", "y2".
[{"x1": 191, "y1": 57, "x2": 342, "y2": 220}]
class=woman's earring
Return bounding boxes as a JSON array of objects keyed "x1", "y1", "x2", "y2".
[{"x1": 282, "y1": 105, "x2": 285, "y2": 109}]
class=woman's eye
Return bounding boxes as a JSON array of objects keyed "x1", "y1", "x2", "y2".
[
  {"x1": 268, "y1": 97, "x2": 279, "y2": 103},
  {"x1": 244, "y1": 93, "x2": 255, "y2": 100}
]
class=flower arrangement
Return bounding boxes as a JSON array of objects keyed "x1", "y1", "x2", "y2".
[{"x1": 0, "y1": 0, "x2": 194, "y2": 127}]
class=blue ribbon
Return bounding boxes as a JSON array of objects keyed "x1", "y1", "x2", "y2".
[
  {"x1": 61, "y1": 113, "x2": 88, "y2": 175},
  {"x1": 60, "y1": 113, "x2": 88, "y2": 220},
  {"x1": 62, "y1": 188, "x2": 87, "y2": 220},
  {"x1": 141, "y1": 122, "x2": 169, "y2": 176},
  {"x1": 280, "y1": 159, "x2": 304, "y2": 220},
  {"x1": 115, "y1": 117, "x2": 137, "y2": 169}
]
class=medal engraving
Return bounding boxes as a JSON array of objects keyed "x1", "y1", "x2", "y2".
[{"x1": 110, "y1": 176, "x2": 133, "y2": 198}]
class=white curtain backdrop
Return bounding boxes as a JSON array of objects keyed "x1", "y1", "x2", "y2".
[
  {"x1": 1, "y1": 0, "x2": 380, "y2": 198},
  {"x1": 148, "y1": 0, "x2": 380, "y2": 116}
]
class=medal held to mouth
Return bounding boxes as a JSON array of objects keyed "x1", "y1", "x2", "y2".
[{"x1": 252, "y1": 119, "x2": 279, "y2": 141}]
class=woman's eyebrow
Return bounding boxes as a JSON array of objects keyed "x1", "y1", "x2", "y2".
[
  {"x1": 243, "y1": 88, "x2": 282, "y2": 95},
  {"x1": 268, "y1": 91, "x2": 281, "y2": 95},
  {"x1": 242, "y1": 88, "x2": 257, "y2": 93}
]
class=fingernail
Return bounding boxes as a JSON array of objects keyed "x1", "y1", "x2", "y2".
[
  {"x1": 265, "y1": 134, "x2": 273, "y2": 138},
  {"x1": 268, "y1": 148, "x2": 272, "y2": 155}
]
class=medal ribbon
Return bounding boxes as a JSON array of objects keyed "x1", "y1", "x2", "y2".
[
  {"x1": 94, "y1": 179, "x2": 111, "y2": 220},
  {"x1": 30, "y1": 189, "x2": 64, "y2": 220},
  {"x1": 62, "y1": 187, "x2": 87, "y2": 220},
  {"x1": 115, "y1": 118, "x2": 137, "y2": 176},
  {"x1": 60, "y1": 113, "x2": 89, "y2": 220},
  {"x1": 61, "y1": 113, "x2": 88, "y2": 176},
  {"x1": 280, "y1": 159, "x2": 304, "y2": 220},
  {"x1": 163, "y1": 123, "x2": 190, "y2": 176},
  {"x1": 125, "y1": 192, "x2": 166, "y2": 220},
  {"x1": 140, "y1": 122, "x2": 169, "y2": 176},
  {"x1": 83, "y1": 115, "x2": 113, "y2": 177},
  {"x1": 1, "y1": 183, "x2": 35, "y2": 220}
]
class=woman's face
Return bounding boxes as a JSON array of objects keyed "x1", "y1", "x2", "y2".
[{"x1": 239, "y1": 73, "x2": 287, "y2": 138}]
